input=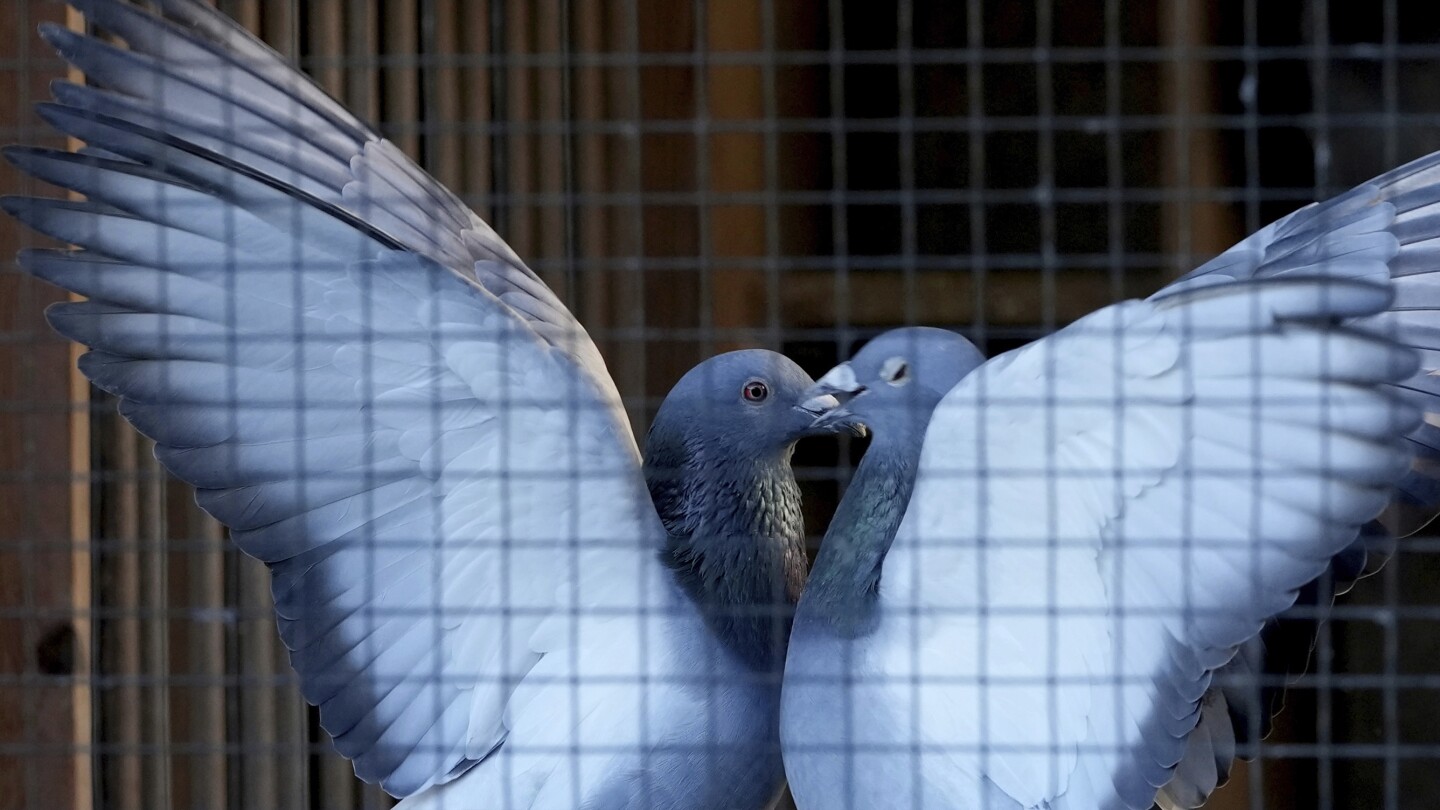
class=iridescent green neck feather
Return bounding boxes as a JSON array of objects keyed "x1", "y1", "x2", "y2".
[{"x1": 800, "y1": 433, "x2": 922, "y2": 638}]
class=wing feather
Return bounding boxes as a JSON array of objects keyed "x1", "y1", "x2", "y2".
[
  {"x1": 1176, "y1": 150, "x2": 1440, "y2": 534},
  {"x1": 1146, "y1": 150, "x2": 1440, "y2": 807},
  {"x1": 40, "y1": 1, "x2": 628, "y2": 436},
  {"x1": 3, "y1": 2, "x2": 672, "y2": 797},
  {"x1": 879, "y1": 276, "x2": 1419, "y2": 809}
]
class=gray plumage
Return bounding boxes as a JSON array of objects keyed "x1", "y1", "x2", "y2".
[
  {"x1": 645, "y1": 351, "x2": 853, "y2": 671},
  {"x1": 800, "y1": 328, "x2": 983, "y2": 640}
]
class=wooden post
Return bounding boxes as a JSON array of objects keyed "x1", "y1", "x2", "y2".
[
  {"x1": 1158, "y1": 0, "x2": 1238, "y2": 278},
  {"x1": 65, "y1": 1, "x2": 95, "y2": 780}
]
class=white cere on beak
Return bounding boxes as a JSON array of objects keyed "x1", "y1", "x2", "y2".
[
  {"x1": 815, "y1": 363, "x2": 860, "y2": 394},
  {"x1": 799, "y1": 393, "x2": 841, "y2": 415}
]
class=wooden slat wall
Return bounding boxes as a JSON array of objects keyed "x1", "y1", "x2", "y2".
[{"x1": 0, "y1": 4, "x2": 92, "y2": 810}]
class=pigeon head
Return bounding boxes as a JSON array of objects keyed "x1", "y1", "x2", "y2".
[
  {"x1": 794, "y1": 329, "x2": 986, "y2": 639},
  {"x1": 643, "y1": 349, "x2": 861, "y2": 669},
  {"x1": 806, "y1": 327, "x2": 985, "y2": 443},
  {"x1": 650, "y1": 349, "x2": 867, "y2": 455}
]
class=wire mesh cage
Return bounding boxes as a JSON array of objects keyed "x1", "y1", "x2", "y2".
[{"x1": 3, "y1": 1, "x2": 1440, "y2": 809}]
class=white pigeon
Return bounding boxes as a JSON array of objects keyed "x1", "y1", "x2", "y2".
[{"x1": 781, "y1": 153, "x2": 1440, "y2": 809}]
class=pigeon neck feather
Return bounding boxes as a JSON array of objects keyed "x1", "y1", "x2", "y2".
[
  {"x1": 644, "y1": 435, "x2": 808, "y2": 672},
  {"x1": 801, "y1": 429, "x2": 922, "y2": 638}
]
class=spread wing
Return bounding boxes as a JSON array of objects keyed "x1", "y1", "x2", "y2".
[
  {"x1": 51, "y1": 0, "x2": 630, "y2": 444},
  {"x1": 1141, "y1": 152, "x2": 1440, "y2": 808},
  {"x1": 875, "y1": 274, "x2": 1422, "y2": 809},
  {"x1": 1174, "y1": 151, "x2": 1440, "y2": 528},
  {"x1": 2, "y1": 0, "x2": 671, "y2": 797}
]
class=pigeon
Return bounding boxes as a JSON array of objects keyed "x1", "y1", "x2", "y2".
[
  {"x1": 0, "y1": 0, "x2": 861, "y2": 807},
  {"x1": 780, "y1": 151, "x2": 1440, "y2": 810}
]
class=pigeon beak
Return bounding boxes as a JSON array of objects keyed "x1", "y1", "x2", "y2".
[
  {"x1": 796, "y1": 391, "x2": 842, "y2": 417},
  {"x1": 798, "y1": 364, "x2": 869, "y2": 437},
  {"x1": 805, "y1": 404, "x2": 869, "y2": 437},
  {"x1": 804, "y1": 363, "x2": 866, "y2": 403}
]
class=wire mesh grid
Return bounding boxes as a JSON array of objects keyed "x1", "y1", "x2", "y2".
[{"x1": 2, "y1": 1, "x2": 1440, "y2": 809}]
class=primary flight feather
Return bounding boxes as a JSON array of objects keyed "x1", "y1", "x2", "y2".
[
  {"x1": 782, "y1": 153, "x2": 1440, "y2": 809},
  {"x1": 1, "y1": 1, "x2": 861, "y2": 807}
]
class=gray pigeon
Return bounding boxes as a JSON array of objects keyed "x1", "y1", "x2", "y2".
[
  {"x1": 0, "y1": 0, "x2": 860, "y2": 807},
  {"x1": 782, "y1": 153, "x2": 1440, "y2": 809}
]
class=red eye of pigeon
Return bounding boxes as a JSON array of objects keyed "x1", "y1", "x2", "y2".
[{"x1": 742, "y1": 380, "x2": 769, "y2": 403}]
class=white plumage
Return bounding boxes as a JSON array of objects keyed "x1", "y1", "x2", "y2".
[
  {"x1": 887, "y1": 280, "x2": 1411, "y2": 809},
  {"x1": 785, "y1": 152, "x2": 1440, "y2": 809}
]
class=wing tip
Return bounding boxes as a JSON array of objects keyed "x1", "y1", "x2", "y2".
[
  {"x1": 2, "y1": 143, "x2": 72, "y2": 179},
  {"x1": 48, "y1": 78, "x2": 84, "y2": 106},
  {"x1": 16, "y1": 248, "x2": 84, "y2": 290},
  {"x1": 0, "y1": 194, "x2": 37, "y2": 223},
  {"x1": 35, "y1": 21, "x2": 79, "y2": 55},
  {"x1": 0, "y1": 144, "x2": 31, "y2": 166},
  {"x1": 34, "y1": 99, "x2": 93, "y2": 136},
  {"x1": 42, "y1": 301, "x2": 92, "y2": 346}
]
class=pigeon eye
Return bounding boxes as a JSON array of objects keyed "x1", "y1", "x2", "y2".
[
  {"x1": 882, "y1": 357, "x2": 911, "y2": 386},
  {"x1": 742, "y1": 380, "x2": 769, "y2": 403}
]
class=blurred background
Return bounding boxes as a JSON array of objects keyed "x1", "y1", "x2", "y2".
[{"x1": 3, "y1": 0, "x2": 1440, "y2": 808}]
